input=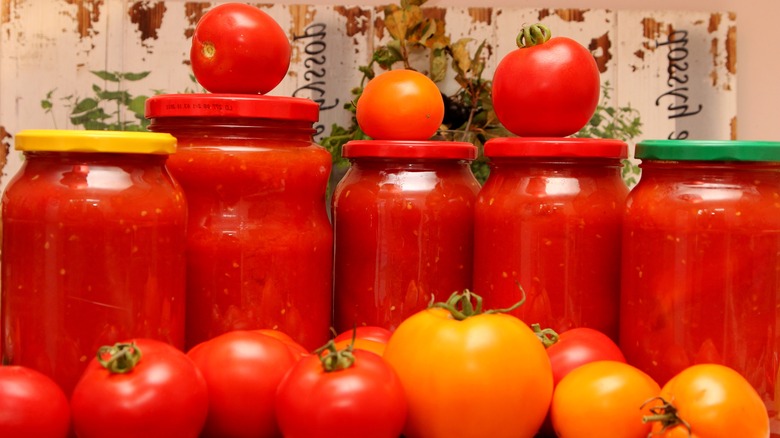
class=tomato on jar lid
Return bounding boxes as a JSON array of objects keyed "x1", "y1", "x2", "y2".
[{"x1": 620, "y1": 139, "x2": 780, "y2": 435}]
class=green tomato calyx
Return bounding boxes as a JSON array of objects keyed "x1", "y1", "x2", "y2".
[
  {"x1": 641, "y1": 396, "x2": 693, "y2": 437},
  {"x1": 315, "y1": 339, "x2": 356, "y2": 373},
  {"x1": 531, "y1": 323, "x2": 560, "y2": 348},
  {"x1": 516, "y1": 23, "x2": 552, "y2": 48},
  {"x1": 430, "y1": 287, "x2": 526, "y2": 321},
  {"x1": 96, "y1": 342, "x2": 143, "y2": 374}
]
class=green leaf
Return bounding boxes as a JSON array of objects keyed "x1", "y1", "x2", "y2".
[
  {"x1": 71, "y1": 98, "x2": 99, "y2": 114},
  {"x1": 91, "y1": 70, "x2": 120, "y2": 82},
  {"x1": 121, "y1": 71, "x2": 151, "y2": 81},
  {"x1": 429, "y1": 46, "x2": 448, "y2": 83},
  {"x1": 97, "y1": 90, "x2": 131, "y2": 104},
  {"x1": 127, "y1": 95, "x2": 148, "y2": 117}
]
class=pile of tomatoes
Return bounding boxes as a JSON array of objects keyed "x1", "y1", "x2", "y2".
[{"x1": 0, "y1": 290, "x2": 769, "y2": 438}]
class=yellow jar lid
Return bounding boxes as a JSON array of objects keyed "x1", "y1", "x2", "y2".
[{"x1": 14, "y1": 130, "x2": 177, "y2": 154}]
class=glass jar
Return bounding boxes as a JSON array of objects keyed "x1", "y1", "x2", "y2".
[
  {"x1": 332, "y1": 140, "x2": 480, "y2": 332},
  {"x1": 620, "y1": 140, "x2": 780, "y2": 428},
  {"x1": 1, "y1": 129, "x2": 186, "y2": 395},
  {"x1": 473, "y1": 137, "x2": 628, "y2": 340},
  {"x1": 145, "y1": 94, "x2": 332, "y2": 351}
]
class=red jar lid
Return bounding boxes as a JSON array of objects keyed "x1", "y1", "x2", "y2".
[
  {"x1": 343, "y1": 140, "x2": 477, "y2": 160},
  {"x1": 145, "y1": 93, "x2": 319, "y2": 122},
  {"x1": 484, "y1": 137, "x2": 627, "y2": 159}
]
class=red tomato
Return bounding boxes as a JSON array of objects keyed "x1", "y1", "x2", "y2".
[
  {"x1": 275, "y1": 343, "x2": 407, "y2": 438},
  {"x1": 0, "y1": 366, "x2": 70, "y2": 438},
  {"x1": 70, "y1": 339, "x2": 208, "y2": 438},
  {"x1": 190, "y1": 3, "x2": 291, "y2": 94},
  {"x1": 383, "y1": 291, "x2": 553, "y2": 438},
  {"x1": 188, "y1": 330, "x2": 299, "y2": 438},
  {"x1": 646, "y1": 364, "x2": 769, "y2": 438},
  {"x1": 551, "y1": 360, "x2": 660, "y2": 438},
  {"x1": 256, "y1": 328, "x2": 310, "y2": 359},
  {"x1": 492, "y1": 23, "x2": 600, "y2": 137},
  {"x1": 356, "y1": 69, "x2": 445, "y2": 141},
  {"x1": 333, "y1": 325, "x2": 393, "y2": 344},
  {"x1": 545, "y1": 327, "x2": 626, "y2": 386}
]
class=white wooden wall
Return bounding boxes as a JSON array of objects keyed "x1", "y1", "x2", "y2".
[{"x1": 0, "y1": 1, "x2": 736, "y2": 191}]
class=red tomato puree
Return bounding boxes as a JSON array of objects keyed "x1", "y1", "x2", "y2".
[
  {"x1": 1, "y1": 130, "x2": 186, "y2": 396},
  {"x1": 146, "y1": 94, "x2": 333, "y2": 351},
  {"x1": 474, "y1": 138, "x2": 628, "y2": 340},
  {"x1": 620, "y1": 140, "x2": 780, "y2": 427},
  {"x1": 332, "y1": 140, "x2": 480, "y2": 332}
]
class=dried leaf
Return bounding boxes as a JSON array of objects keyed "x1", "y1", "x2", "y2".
[
  {"x1": 450, "y1": 38, "x2": 474, "y2": 76},
  {"x1": 429, "y1": 45, "x2": 448, "y2": 83}
]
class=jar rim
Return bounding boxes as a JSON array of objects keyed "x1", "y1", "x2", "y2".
[
  {"x1": 484, "y1": 137, "x2": 628, "y2": 159},
  {"x1": 145, "y1": 93, "x2": 319, "y2": 123},
  {"x1": 14, "y1": 130, "x2": 176, "y2": 154},
  {"x1": 637, "y1": 139, "x2": 780, "y2": 162},
  {"x1": 343, "y1": 140, "x2": 477, "y2": 160}
]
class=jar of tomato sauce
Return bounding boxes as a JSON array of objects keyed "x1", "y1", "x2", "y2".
[
  {"x1": 473, "y1": 137, "x2": 628, "y2": 340},
  {"x1": 332, "y1": 140, "x2": 480, "y2": 332},
  {"x1": 1, "y1": 129, "x2": 186, "y2": 395},
  {"x1": 620, "y1": 140, "x2": 780, "y2": 427},
  {"x1": 145, "y1": 94, "x2": 332, "y2": 351}
]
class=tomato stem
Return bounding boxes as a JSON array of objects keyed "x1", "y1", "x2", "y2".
[
  {"x1": 530, "y1": 323, "x2": 560, "y2": 348},
  {"x1": 641, "y1": 396, "x2": 693, "y2": 437},
  {"x1": 96, "y1": 342, "x2": 142, "y2": 374},
  {"x1": 516, "y1": 23, "x2": 552, "y2": 48},
  {"x1": 315, "y1": 340, "x2": 356, "y2": 373},
  {"x1": 430, "y1": 286, "x2": 526, "y2": 321}
]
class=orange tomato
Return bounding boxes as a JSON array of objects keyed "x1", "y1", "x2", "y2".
[
  {"x1": 383, "y1": 292, "x2": 553, "y2": 438},
  {"x1": 551, "y1": 360, "x2": 660, "y2": 438},
  {"x1": 647, "y1": 364, "x2": 769, "y2": 438},
  {"x1": 356, "y1": 69, "x2": 444, "y2": 141}
]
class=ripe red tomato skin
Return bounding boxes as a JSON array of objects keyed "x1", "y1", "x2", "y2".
[
  {"x1": 190, "y1": 3, "x2": 291, "y2": 94},
  {"x1": 492, "y1": 36, "x2": 600, "y2": 137},
  {"x1": 188, "y1": 330, "x2": 299, "y2": 438},
  {"x1": 256, "y1": 328, "x2": 310, "y2": 359},
  {"x1": 333, "y1": 325, "x2": 393, "y2": 344},
  {"x1": 0, "y1": 366, "x2": 70, "y2": 438},
  {"x1": 547, "y1": 327, "x2": 626, "y2": 386},
  {"x1": 70, "y1": 338, "x2": 209, "y2": 438},
  {"x1": 275, "y1": 349, "x2": 407, "y2": 438}
]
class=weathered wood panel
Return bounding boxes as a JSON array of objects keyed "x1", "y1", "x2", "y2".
[{"x1": 0, "y1": 1, "x2": 737, "y2": 191}]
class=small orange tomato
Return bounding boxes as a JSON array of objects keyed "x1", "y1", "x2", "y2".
[
  {"x1": 551, "y1": 360, "x2": 660, "y2": 438},
  {"x1": 356, "y1": 69, "x2": 444, "y2": 141},
  {"x1": 645, "y1": 364, "x2": 769, "y2": 438}
]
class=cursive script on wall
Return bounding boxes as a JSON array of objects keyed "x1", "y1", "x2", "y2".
[
  {"x1": 655, "y1": 29, "x2": 703, "y2": 140},
  {"x1": 292, "y1": 23, "x2": 340, "y2": 137}
]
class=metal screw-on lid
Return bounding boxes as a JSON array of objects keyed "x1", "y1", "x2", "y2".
[
  {"x1": 636, "y1": 140, "x2": 780, "y2": 162},
  {"x1": 15, "y1": 130, "x2": 176, "y2": 154},
  {"x1": 145, "y1": 93, "x2": 319, "y2": 123}
]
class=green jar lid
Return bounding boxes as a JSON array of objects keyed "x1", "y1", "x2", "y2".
[{"x1": 636, "y1": 140, "x2": 780, "y2": 162}]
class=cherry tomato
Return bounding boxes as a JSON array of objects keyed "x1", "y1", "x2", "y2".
[
  {"x1": 492, "y1": 23, "x2": 600, "y2": 137},
  {"x1": 333, "y1": 325, "x2": 393, "y2": 344},
  {"x1": 356, "y1": 69, "x2": 444, "y2": 141},
  {"x1": 535, "y1": 326, "x2": 627, "y2": 437},
  {"x1": 545, "y1": 326, "x2": 626, "y2": 386},
  {"x1": 275, "y1": 342, "x2": 407, "y2": 438},
  {"x1": 645, "y1": 364, "x2": 769, "y2": 438},
  {"x1": 0, "y1": 366, "x2": 70, "y2": 438},
  {"x1": 256, "y1": 328, "x2": 310, "y2": 359},
  {"x1": 551, "y1": 360, "x2": 660, "y2": 438},
  {"x1": 70, "y1": 339, "x2": 208, "y2": 438},
  {"x1": 190, "y1": 3, "x2": 291, "y2": 94},
  {"x1": 188, "y1": 330, "x2": 299, "y2": 438},
  {"x1": 383, "y1": 291, "x2": 553, "y2": 438}
]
